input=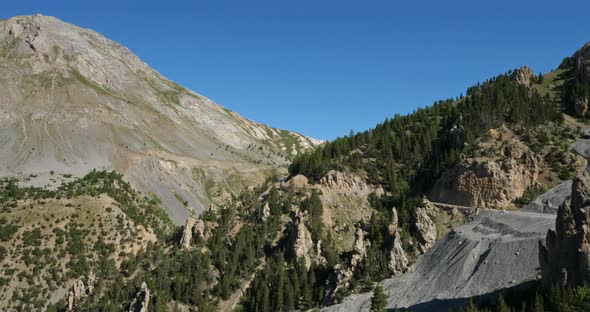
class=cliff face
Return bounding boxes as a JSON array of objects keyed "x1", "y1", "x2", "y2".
[
  {"x1": 539, "y1": 170, "x2": 590, "y2": 287},
  {"x1": 431, "y1": 127, "x2": 542, "y2": 209}
]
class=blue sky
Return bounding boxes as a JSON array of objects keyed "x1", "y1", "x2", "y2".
[{"x1": 3, "y1": 1, "x2": 590, "y2": 140}]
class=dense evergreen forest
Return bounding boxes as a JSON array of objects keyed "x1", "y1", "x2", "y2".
[
  {"x1": 560, "y1": 54, "x2": 590, "y2": 117},
  {"x1": 289, "y1": 71, "x2": 561, "y2": 193},
  {"x1": 455, "y1": 285, "x2": 590, "y2": 312}
]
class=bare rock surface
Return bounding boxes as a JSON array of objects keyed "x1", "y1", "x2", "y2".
[
  {"x1": 0, "y1": 15, "x2": 321, "y2": 224},
  {"x1": 539, "y1": 170, "x2": 590, "y2": 287},
  {"x1": 523, "y1": 180, "x2": 572, "y2": 214},
  {"x1": 414, "y1": 204, "x2": 437, "y2": 253},
  {"x1": 512, "y1": 66, "x2": 534, "y2": 87},
  {"x1": 293, "y1": 213, "x2": 314, "y2": 269},
  {"x1": 129, "y1": 282, "x2": 150, "y2": 312},
  {"x1": 66, "y1": 272, "x2": 97, "y2": 311},
  {"x1": 388, "y1": 231, "x2": 409, "y2": 276},
  {"x1": 180, "y1": 217, "x2": 197, "y2": 249},
  {"x1": 431, "y1": 129, "x2": 542, "y2": 209},
  {"x1": 323, "y1": 209, "x2": 555, "y2": 312},
  {"x1": 351, "y1": 227, "x2": 368, "y2": 267},
  {"x1": 320, "y1": 170, "x2": 374, "y2": 196}
]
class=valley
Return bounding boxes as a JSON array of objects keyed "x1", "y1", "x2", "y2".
[{"x1": 1, "y1": 12, "x2": 590, "y2": 312}]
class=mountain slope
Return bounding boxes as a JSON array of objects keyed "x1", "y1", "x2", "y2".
[{"x1": 0, "y1": 15, "x2": 321, "y2": 224}]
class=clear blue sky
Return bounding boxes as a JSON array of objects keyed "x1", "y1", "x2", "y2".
[{"x1": 3, "y1": 1, "x2": 590, "y2": 140}]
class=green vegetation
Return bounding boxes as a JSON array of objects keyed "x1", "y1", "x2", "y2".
[
  {"x1": 560, "y1": 55, "x2": 590, "y2": 117},
  {"x1": 0, "y1": 37, "x2": 18, "y2": 58},
  {"x1": 370, "y1": 284, "x2": 388, "y2": 312},
  {"x1": 0, "y1": 170, "x2": 173, "y2": 239},
  {"x1": 514, "y1": 185, "x2": 546, "y2": 207},
  {"x1": 0, "y1": 217, "x2": 18, "y2": 241},
  {"x1": 290, "y1": 72, "x2": 562, "y2": 190},
  {"x1": 70, "y1": 69, "x2": 113, "y2": 97},
  {"x1": 457, "y1": 286, "x2": 590, "y2": 312}
]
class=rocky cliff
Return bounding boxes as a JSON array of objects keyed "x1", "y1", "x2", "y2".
[
  {"x1": 539, "y1": 170, "x2": 590, "y2": 287},
  {"x1": 431, "y1": 127, "x2": 542, "y2": 209}
]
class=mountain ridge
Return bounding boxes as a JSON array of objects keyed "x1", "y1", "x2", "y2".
[{"x1": 0, "y1": 14, "x2": 321, "y2": 224}]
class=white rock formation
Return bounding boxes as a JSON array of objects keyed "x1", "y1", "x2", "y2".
[
  {"x1": 414, "y1": 205, "x2": 437, "y2": 254},
  {"x1": 129, "y1": 282, "x2": 150, "y2": 312},
  {"x1": 293, "y1": 215, "x2": 314, "y2": 269}
]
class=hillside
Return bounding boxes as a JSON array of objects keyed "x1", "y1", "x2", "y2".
[
  {"x1": 0, "y1": 15, "x2": 321, "y2": 224},
  {"x1": 3, "y1": 13, "x2": 590, "y2": 312}
]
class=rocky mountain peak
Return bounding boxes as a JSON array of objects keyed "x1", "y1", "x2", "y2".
[
  {"x1": 0, "y1": 15, "x2": 321, "y2": 225},
  {"x1": 1, "y1": 14, "x2": 149, "y2": 89}
]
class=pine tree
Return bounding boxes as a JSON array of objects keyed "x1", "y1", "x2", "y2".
[
  {"x1": 495, "y1": 295, "x2": 510, "y2": 312},
  {"x1": 464, "y1": 299, "x2": 478, "y2": 312},
  {"x1": 532, "y1": 293, "x2": 544, "y2": 312},
  {"x1": 370, "y1": 284, "x2": 388, "y2": 312}
]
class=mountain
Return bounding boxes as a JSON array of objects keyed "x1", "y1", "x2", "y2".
[
  {"x1": 2, "y1": 13, "x2": 590, "y2": 312},
  {"x1": 0, "y1": 14, "x2": 321, "y2": 224}
]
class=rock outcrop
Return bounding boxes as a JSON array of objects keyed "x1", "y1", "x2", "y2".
[
  {"x1": 387, "y1": 207, "x2": 409, "y2": 275},
  {"x1": 431, "y1": 129, "x2": 542, "y2": 208},
  {"x1": 539, "y1": 170, "x2": 590, "y2": 287},
  {"x1": 129, "y1": 282, "x2": 150, "y2": 312},
  {"x1": 351, "y1": 227, "x2": 368, "y2": 267},
  {"x1": 180, "y1": 217, "x2": 197, "y2": 249},
  {"x1": 388, "y1": 231, "x2": 409, "y2": 276},
  {"x1": 67, "y1": 272, "x2": 97, "y2": 311},
  {"x1": 290, "y1": 175, "x2": 309, "y2": 189},
  {"x1": 261, "y1": 202, "x2": 271, "y2": 222},
  {"x1": 323, "y1": 227, "x2": 371, "y2": 305},
  {"x1": 575, "y1": 96, "x2": 589, "y2": 117},
  {"x1": 320, "y1": 170, "x2": 373, "y2": 196},
  {"x1": 315, "y1": 240, "x2": 328, "y2": 266},
  {"x1": 293, "y1": 214, "x2": 314, "y2": 269},
  {"x1": 512, "y1": 66, "x2": 534, "y2": 87},
  {"x1": 323, "y1": 264, "x2": 354, "y2": 305},
  {"x1": 414, "y1": 205, "x2": 437, "y2": 254},
  {"x1": 179, "y1": 217, "x2": 205, "y2": 249}
]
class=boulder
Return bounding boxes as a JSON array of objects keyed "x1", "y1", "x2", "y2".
[{"x1": 539, "y1": 170, "x2": 590, "y2": 287}]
